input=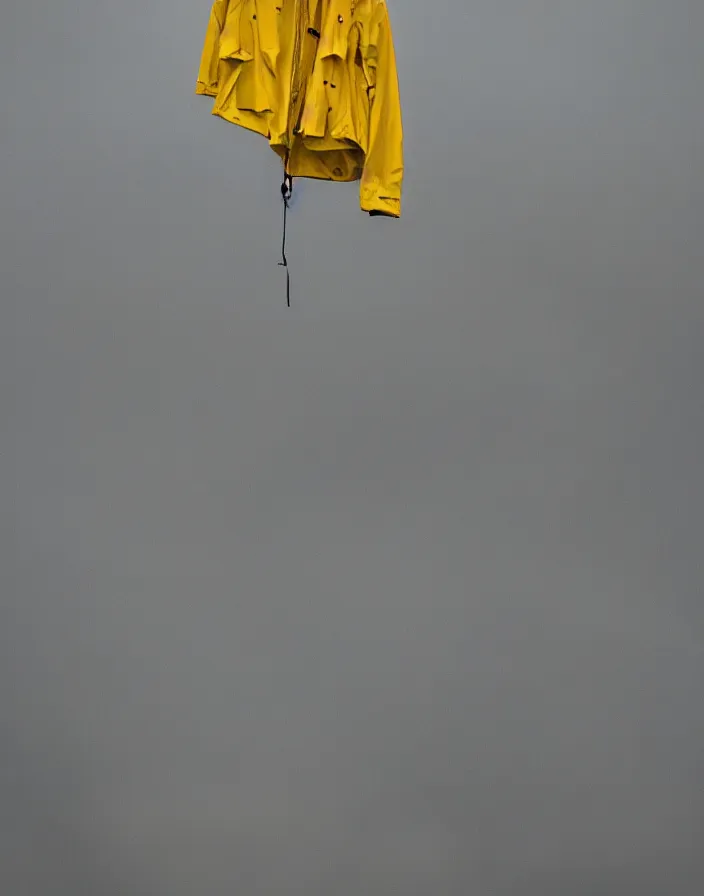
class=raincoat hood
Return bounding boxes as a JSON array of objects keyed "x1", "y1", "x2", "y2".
[{"x1": 196, "y1": 0, "x2": 404, "y2": 217}]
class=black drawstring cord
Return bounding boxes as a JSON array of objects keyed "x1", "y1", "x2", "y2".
[{"x1": 278, "y1": 172, "x2": 293, "y2": 307}]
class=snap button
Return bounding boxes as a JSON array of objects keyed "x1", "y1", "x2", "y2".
[
  {"x1": 333, "y1": 167, "x2": 343, "y2": 176},
  {"x1": 338, "y1": 14, "x2": 344, "y2": 23}
]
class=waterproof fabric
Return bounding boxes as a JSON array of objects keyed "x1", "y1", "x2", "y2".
[{"x1": 196, "y1": 0, "x2": 404, "y2": 217}]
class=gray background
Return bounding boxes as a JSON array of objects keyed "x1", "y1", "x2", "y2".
[{"x1": 4, "y1": 1, "x2": 704, "y2": 893}]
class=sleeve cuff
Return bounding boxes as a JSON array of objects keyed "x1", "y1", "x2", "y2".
[{"x1": 361, "y1": 195, "x2": 401, "y2": 218}]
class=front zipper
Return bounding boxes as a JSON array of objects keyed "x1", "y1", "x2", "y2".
[
  {"x1": 287, "y1": 0, "x2": 302, "y2": 149},
  {"x1": 287, "y1": 0, "x2": 311, "y2": 154}
]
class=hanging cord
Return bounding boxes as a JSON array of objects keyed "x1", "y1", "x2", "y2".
[{"x1": 278, "y1": 171, "x2": 293, "y2": 307}]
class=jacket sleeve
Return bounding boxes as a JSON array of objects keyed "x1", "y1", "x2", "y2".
[
  {"x1": 196, "y1": 0, "x2": 226, "y2": 96},
  {"x1": 360, "y1": 5, "x2": 404, "y2": 218}
]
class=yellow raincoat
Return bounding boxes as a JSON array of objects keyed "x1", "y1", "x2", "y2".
[{"x1": 196, "y1": 0, "x2": 404, "y2": 217}]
